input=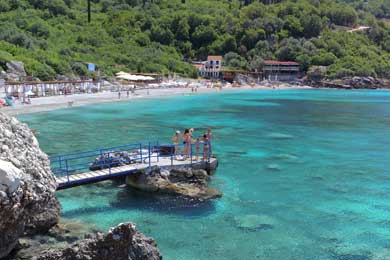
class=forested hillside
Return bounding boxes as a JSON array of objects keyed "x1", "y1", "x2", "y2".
[{"x1": 0, "y1": 0, "x2": 389, "y2": 80}]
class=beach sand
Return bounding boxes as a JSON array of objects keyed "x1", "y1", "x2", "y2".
[{"x1": 0, "y1": 85, "x2": 312, "y2": 116}]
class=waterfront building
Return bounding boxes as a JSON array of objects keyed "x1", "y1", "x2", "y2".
[
  {"x1": 262, "y1": 60, "x2": 300, "y2": 82},
  {"x1": 193, "y1": 55, "x2": 223, "y2": 79}
]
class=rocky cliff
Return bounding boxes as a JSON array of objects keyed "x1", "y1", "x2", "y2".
[
  {"x1": 37, "y1": 222, "x2": 162, "y2": 260},
  {"x1": 0, "y1": 112, "x2": 60, "y2": 258}
]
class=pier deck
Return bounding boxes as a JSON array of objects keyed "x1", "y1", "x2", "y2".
[{"x1": 51, "y1": 141, "x2": 216, "y2": 190}]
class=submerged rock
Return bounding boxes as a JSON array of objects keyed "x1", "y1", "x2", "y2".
[
  {"x1": 7, "y1": 219, "x2": 104, "y2": 260},
  {"x1": 0, "y1": 112, "x2": 60, "y2": 258},
  {"x1": 37, "y1": 222, "x2": 162, "y2": 260},
  {"x1": 126, "y1": 166, "x2": 222, "y2": 201},
  {"x1": 235, "y1": 214, "x2": 277, "y2": 232}
]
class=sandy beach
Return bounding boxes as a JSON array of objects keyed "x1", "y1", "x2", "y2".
[{"x1": 0, "y1": 84, "x2": 312, "y2": 116}]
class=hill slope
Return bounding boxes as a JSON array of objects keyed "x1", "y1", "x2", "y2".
[{"x1": 0, "y1": 0, "x2": 389, "y2": 80}]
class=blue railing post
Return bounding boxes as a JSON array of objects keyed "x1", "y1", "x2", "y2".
[
  {"x1": 190, "y1": 142, "x2": 193, "y2": 166},
  {"x1": 59, "y1": 156, "x2": 63, "y2": 177},
  {"x1": 171, "y1": 145, "x2": 173, "y2": 166},
  {"x1": 65, "y1": 159, "x2": 69, "y2": 183},
  {"x1": 108, "y1": 152, "x2": 111, "y2": 175},
  {"x1": 139, "y1": 143, "x2": 142, "y2": 163},
  {"x1": 156, "y1": 141, "x2": 159, "y2": 162},
  {"x1": 208, "y1": 141, "x2": 211, "y2": 163},
  {"x1": 100, "y1": 149, "x2": 104, "y2": 170},
  {"x1": 148, "y1": 142, "x2": 151, "y2": 168}
]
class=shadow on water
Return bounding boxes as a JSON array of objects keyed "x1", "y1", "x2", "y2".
[
  {"x1": 111, "y1": 188, "x2": 217, "y2": 218},
  {"x1": 61, "y1": 180, "x2": 217, "y2": 218}
]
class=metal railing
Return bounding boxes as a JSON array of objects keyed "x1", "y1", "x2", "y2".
[{"x1": 50, "y1": 140, "x2": 211, "y2": 184}]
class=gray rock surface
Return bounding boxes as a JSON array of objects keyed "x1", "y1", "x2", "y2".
[
  {"x1": 37, "y1": 222, "x2": 162, "y2": 260},
  {"x1": 5, "y1": 61, "x2": 27, "y2": 81},
  {"x1": 0, "y1": 112, "x2": 60, "y2": 258},
  {"x1": 126, "y1": 166, "x2": 222, "y2": 200},
  {"x1": 344, "y1": 76, "x2": 383, "y2": 89}
]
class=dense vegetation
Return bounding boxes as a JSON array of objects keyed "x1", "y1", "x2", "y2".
[{"x1": 0, "y1": 0, "x2": 389, "y2": 80}]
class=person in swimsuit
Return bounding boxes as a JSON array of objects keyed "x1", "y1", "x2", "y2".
[
  {"x1": 172, "y1": 130, "x2": 181, "y2": 156},
  {"x1": 189, "y1": 128, "x2": 195, "y2": 159},
  {"x1": 202, "y1": 134, "x2": 209, "y2": 160},
  {"x1": 205, "y1": 128, "x2": 215, "y2": 156},
  {"x1": 183, "y1": 129, "x2": 190, "y2": 158}
]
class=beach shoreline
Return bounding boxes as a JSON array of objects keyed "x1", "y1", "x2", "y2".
[{"x1": 0, "y1": 85, "x2": 312, "y2": 116}]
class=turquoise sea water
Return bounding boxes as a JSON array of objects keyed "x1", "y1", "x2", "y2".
[{"x1": 19, "y1": 90, "x2": 390, "y2": 259}]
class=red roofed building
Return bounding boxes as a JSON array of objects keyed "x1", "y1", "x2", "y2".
[{"x1": 262, "y1": 60, "x2": 300, "y2": 82}]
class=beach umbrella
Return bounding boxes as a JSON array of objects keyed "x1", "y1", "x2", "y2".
[
  {"x1": 117, "y1": 74, "x2": 136, "y2": 80},
  {"x1": 116, "y1": 71, "x2": 128, "y2": 76}
]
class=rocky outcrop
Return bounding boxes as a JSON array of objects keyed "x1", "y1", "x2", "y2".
[
  {"x1": 5, "y1": 61, "x2": 27, "y2": 81},
  {"x1": 126, "y1": 166, "x2": 222, "y2": 201},
  {"x1": 37, "y1": 222, "x2": 162, "y2": 260},
  {"x1": 343, "y1": 76, "x2": 384, "y2": 89},
  {"x1": 0, "y1": 112, "x2": 60, "y2": 258},
  {"x1": 312, "y1": 77, "x2": 385, "y2": 89}
]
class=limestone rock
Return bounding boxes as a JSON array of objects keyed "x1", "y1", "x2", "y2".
[
  {"x1": 0, "y1": 160, "x2": 22, "y2": 193},
  {"x1": 344, "y1": 76, "x2": 384, "y2": 89},
  {"x1": 37, "y1": 222, "x2": 162, "y2": 260},
  {"x1": 0, "y1": 112, "x2": 60, "y2": 258},
  {"x1": 126, "y1": 166, "x2": 221, "y2": 200},
  {"x1": 5, "y1": 61, "x2": 27, "y2": 81},
  {"x1": 235, "y1": 214, "x2": 277, "y2": 231}
]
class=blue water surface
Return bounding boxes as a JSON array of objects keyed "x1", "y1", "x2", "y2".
[{"x1": 19, "y1": 89, "x2": 390, "y2": 260}]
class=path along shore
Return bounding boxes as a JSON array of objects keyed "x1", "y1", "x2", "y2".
[{"x1": 1, "y1": 84, "x2": 312, "y2": 116}]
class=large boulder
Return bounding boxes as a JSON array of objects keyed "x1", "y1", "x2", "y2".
[
  {"x1": 37, "y1": 222, "x2": 162, "y2": 260},
  {"x1": 0, "y1": 112, "x2": 60, "y2": 258},
  {"x1": 126, "y1": 166, "x2": 222, "y2": 201}
]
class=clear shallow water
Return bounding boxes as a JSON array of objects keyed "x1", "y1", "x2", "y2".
[{"x1": 19, "y1": 90, "x2": 390, "y2": 259}]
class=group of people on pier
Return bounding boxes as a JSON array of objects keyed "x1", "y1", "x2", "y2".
[{"x1": 172, "y1": 128, "x2": 215, "y2": 160}]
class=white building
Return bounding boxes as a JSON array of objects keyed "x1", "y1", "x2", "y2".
[{"x1": 194, "y1": 55, "x2": 223, "y2": 79}]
